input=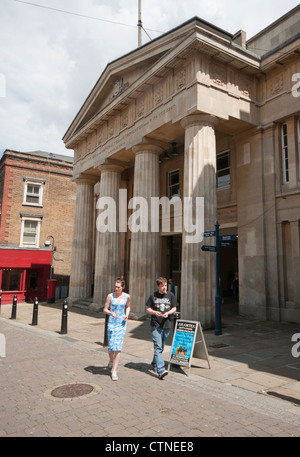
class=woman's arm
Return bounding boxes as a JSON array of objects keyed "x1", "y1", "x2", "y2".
[
  {"x1": 103, "y1": 294, "x2": 116, "y2": 319},
  {"x1": 124, "y1": 294, "x2": 131, "y2": 320}
]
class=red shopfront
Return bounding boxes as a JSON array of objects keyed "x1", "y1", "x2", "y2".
[{"x1": 0, "y1": 247, "x2": 52, "y2": 304}]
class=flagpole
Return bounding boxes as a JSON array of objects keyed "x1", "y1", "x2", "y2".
[{"x1": 138, "y1": 0, "x2": 142, "y2": 46}]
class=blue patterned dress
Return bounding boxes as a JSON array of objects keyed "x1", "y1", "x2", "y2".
[{"x1": 107, "y1": 293, "x2": 128, "y2": 351}]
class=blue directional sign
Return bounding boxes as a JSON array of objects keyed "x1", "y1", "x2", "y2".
[
  {"x1": 220, "y1": 242, "x2": 233, "y2": 248},
  {"x1": 201, "y1": 224, "x2": 238, "y2": 336},
  {"x1": 201, "y1": 245, "x2": 217, "y2": 252},
  {"x1": 202, "y1": 231, "x2": 216, "y2": 237},
  {"x1": 219, "y1": 235, "x2": 237, "y2": 241}
]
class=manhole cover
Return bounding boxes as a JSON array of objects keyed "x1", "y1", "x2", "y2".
[{"x1": 51, "y1": 383, "x2": 94, "y2": 398}]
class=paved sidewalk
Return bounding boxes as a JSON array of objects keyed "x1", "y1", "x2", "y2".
[{"x1": 0, "y1": 299, "x2": 300, "y2": 437}]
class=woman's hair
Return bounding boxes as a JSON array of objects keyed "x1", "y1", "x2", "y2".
[{"x1": 116, "y1": 277, "x2": 125, "y2": 288}]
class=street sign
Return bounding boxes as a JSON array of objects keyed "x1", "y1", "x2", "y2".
[
  {"x1": 219, "y1": 235, "x2": 237, "y2": 241},
  {"x1": 220, "y1": 242, "x2": 233, "y2": 248},
  {"x1": 201, "y1": 245, "x2": 217, "y2": 252},
  {"x1": 168, "y1": 320, "x2": 210, "y2": 375},
  {"x1": 201, "y1": 224, "x2": 238, "y2": 335},
  {"x1": 202, "y1": 231, "x2": 216, "y2": 237}
]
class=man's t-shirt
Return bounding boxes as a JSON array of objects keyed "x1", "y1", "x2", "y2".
[{"x1": 146, "y1": 291, "x2": 177, "y2": 328}]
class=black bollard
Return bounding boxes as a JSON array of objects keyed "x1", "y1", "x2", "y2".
[
  {"x1": 104, "y1": 313, "x2": 109, "y2": 347},
  {"x1": 172, "y1": 311, "x2": 180, "y2": 334},
  {"x1": 32, "y1": 297, "x2": 39, "y2": 326},
  {"x1": 11, "y1": 295, "x2": 17, "y2": 319},
  {"x1": 60, "y1": 299, "x2": 68, "y2": 334}
]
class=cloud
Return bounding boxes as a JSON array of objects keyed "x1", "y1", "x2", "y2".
[{"x1": 0, "y1": 0, "x2": 299, "y2": 156}]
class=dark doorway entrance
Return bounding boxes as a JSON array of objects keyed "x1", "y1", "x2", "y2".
[
  {"x1": 219, "y1": 233, "x2": 238, "y2": 315},
  {"x1": 164, "y1": 235, "x2": 181, "y2": 305}
]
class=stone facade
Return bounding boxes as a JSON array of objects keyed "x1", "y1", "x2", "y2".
[{"x1": 63, "y1": 7, "x2": 300, "y2": 325}]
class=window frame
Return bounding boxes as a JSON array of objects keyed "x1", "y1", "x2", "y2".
[
  {"x1": 216, "y1": 150, "x2": 231, "y2": 189},
  {"x1": 19, "y1": 216, "x2": 42, "y2": 248},
  {"x1": 281, "y1": 123, "x2": 289, "y2": 184},
  {"x1": 22, "y1": 178, "x2": 44, "y2": 207},
  {"x1": 167, "y1": 169, "x2": 180, "y2": 199}
]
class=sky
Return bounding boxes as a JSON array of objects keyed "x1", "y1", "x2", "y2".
[{"x1": 1, "y1": 0, "x2": 299, "y2": 157}]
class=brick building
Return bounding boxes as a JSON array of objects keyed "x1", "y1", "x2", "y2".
[{"x1": 0, "y1": 150, "x2": 75, "y2": 304}]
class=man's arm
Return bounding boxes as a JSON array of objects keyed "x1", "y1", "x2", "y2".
[
  {"x1": 146, "y1": 306, "x2": 163, "y2": 317},
  {"x1": 162, "y1": 306, "x2": 176, "y2": 319}
]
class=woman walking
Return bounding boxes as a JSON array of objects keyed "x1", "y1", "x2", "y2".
[{"x1": 103, "y1": 278, "x2": 130, "y2": 381}]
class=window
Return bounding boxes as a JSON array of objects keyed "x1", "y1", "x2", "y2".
[
  {"x1": 20, "y1": 217, "x2": 41, "y2": 247},
  {"x1": 217, "y1": 150, "x2": 230, "y2": 188},
  {"x1": 168, "y1": 169, "x2": 180, "y2": 198},
  {"x1": 23, "y1": 179, "x2": 44, "y2": 206},
  {"x1": 1, "y1": 269, "x2": 22, "y2": 291},
  {"x1": 281, "y1": 123, "x2": 289, "y2": 183}
]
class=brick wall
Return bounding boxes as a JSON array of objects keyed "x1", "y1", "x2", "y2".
[{"x1": 0, "y1": 151, "x2": 76, "y2": 277}]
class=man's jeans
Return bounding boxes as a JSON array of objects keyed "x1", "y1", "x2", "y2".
[{"x1": 151, "y1": 326, "x2": 170, "y2": 374}]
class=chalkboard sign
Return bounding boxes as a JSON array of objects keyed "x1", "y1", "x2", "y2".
[{"x1": 168, "y1": 319, "x2": 210, "y2": 375}]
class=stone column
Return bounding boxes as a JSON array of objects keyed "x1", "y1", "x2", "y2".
[
  {"x1": 129, "y1": 142, "x2": 163, "y2": 315},
  {"x1": 93, "y1": 163, "x2": 125, "y2": 308},
  {"x1": 180, "y1": 114, "x2": 218, "y2": 327},
  {"x1": 69, "y1": 176, "x2": 96, "y2": 301}
]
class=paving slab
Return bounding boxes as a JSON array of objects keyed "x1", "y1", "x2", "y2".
[{"x1": 1, "y1": 298, "x2": 300, "y2": 439}]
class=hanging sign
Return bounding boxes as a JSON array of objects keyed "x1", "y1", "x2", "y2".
[{"x1": 168, "y1": 319, "x2": 210, "y2": 375}]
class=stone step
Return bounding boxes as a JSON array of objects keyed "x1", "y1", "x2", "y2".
[{"x1": 71, "y1": 298, "x2": 93, "y2": 309}]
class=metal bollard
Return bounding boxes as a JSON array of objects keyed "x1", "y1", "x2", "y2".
[
  {"x1": 32, "y1": 297, "x2": 39, "y2": 326},
  {"x1": 104, "y1": 313, "x2": 109, "y2": 347},
  {"x1": 172, "y1": 311, "x2": 180, "y2": 334},
  {"x1": 11, "y1": 295, "x2": 17, "y2": 319},
  {"x1": 60, "y1": 299, "x2": 68, "y2": 334}
]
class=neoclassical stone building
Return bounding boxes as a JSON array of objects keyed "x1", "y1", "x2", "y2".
[{"x1": 63, "y1": 6, "x2": 300, "y2": 326}]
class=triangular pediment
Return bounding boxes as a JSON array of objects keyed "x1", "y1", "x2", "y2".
[
  {"x1": 63, "y1": 19, "x2": 205, "y2": 145},
  {"x1": 63, "y1": 16, "x2": 261, "y2": 148},
  {"x1": 78, "y1": 51, "x2": 167, "y2": 129}
]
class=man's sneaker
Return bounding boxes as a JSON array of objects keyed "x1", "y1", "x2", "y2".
[
  {"x1": 158, "y1": 370, "x2": 168, "y2": 379},
  {"x1": 111, "y1": 371, "x2": 118, "y2": 381}
]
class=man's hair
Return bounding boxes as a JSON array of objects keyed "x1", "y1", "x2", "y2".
[{"x1": 156, "y1": 277, "x2": 168, "y2": 286}]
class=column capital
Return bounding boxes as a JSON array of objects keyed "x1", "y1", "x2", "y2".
[
  {"x1": 99, "y1": 160, "x2": 126, "y2": 174},
  {"x1": 181, "y1": 113, "x2": 219, "y2": 130},
  {"x1": 132, "y1": 140, "x2": 165, "y2": 156},
  {"x1": 74, "y1": 174, "x2": 98, "y2": 185}
]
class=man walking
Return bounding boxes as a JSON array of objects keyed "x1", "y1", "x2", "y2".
[{"x1": 146, "y1": 277, "x2": 177, "y2": 379}]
